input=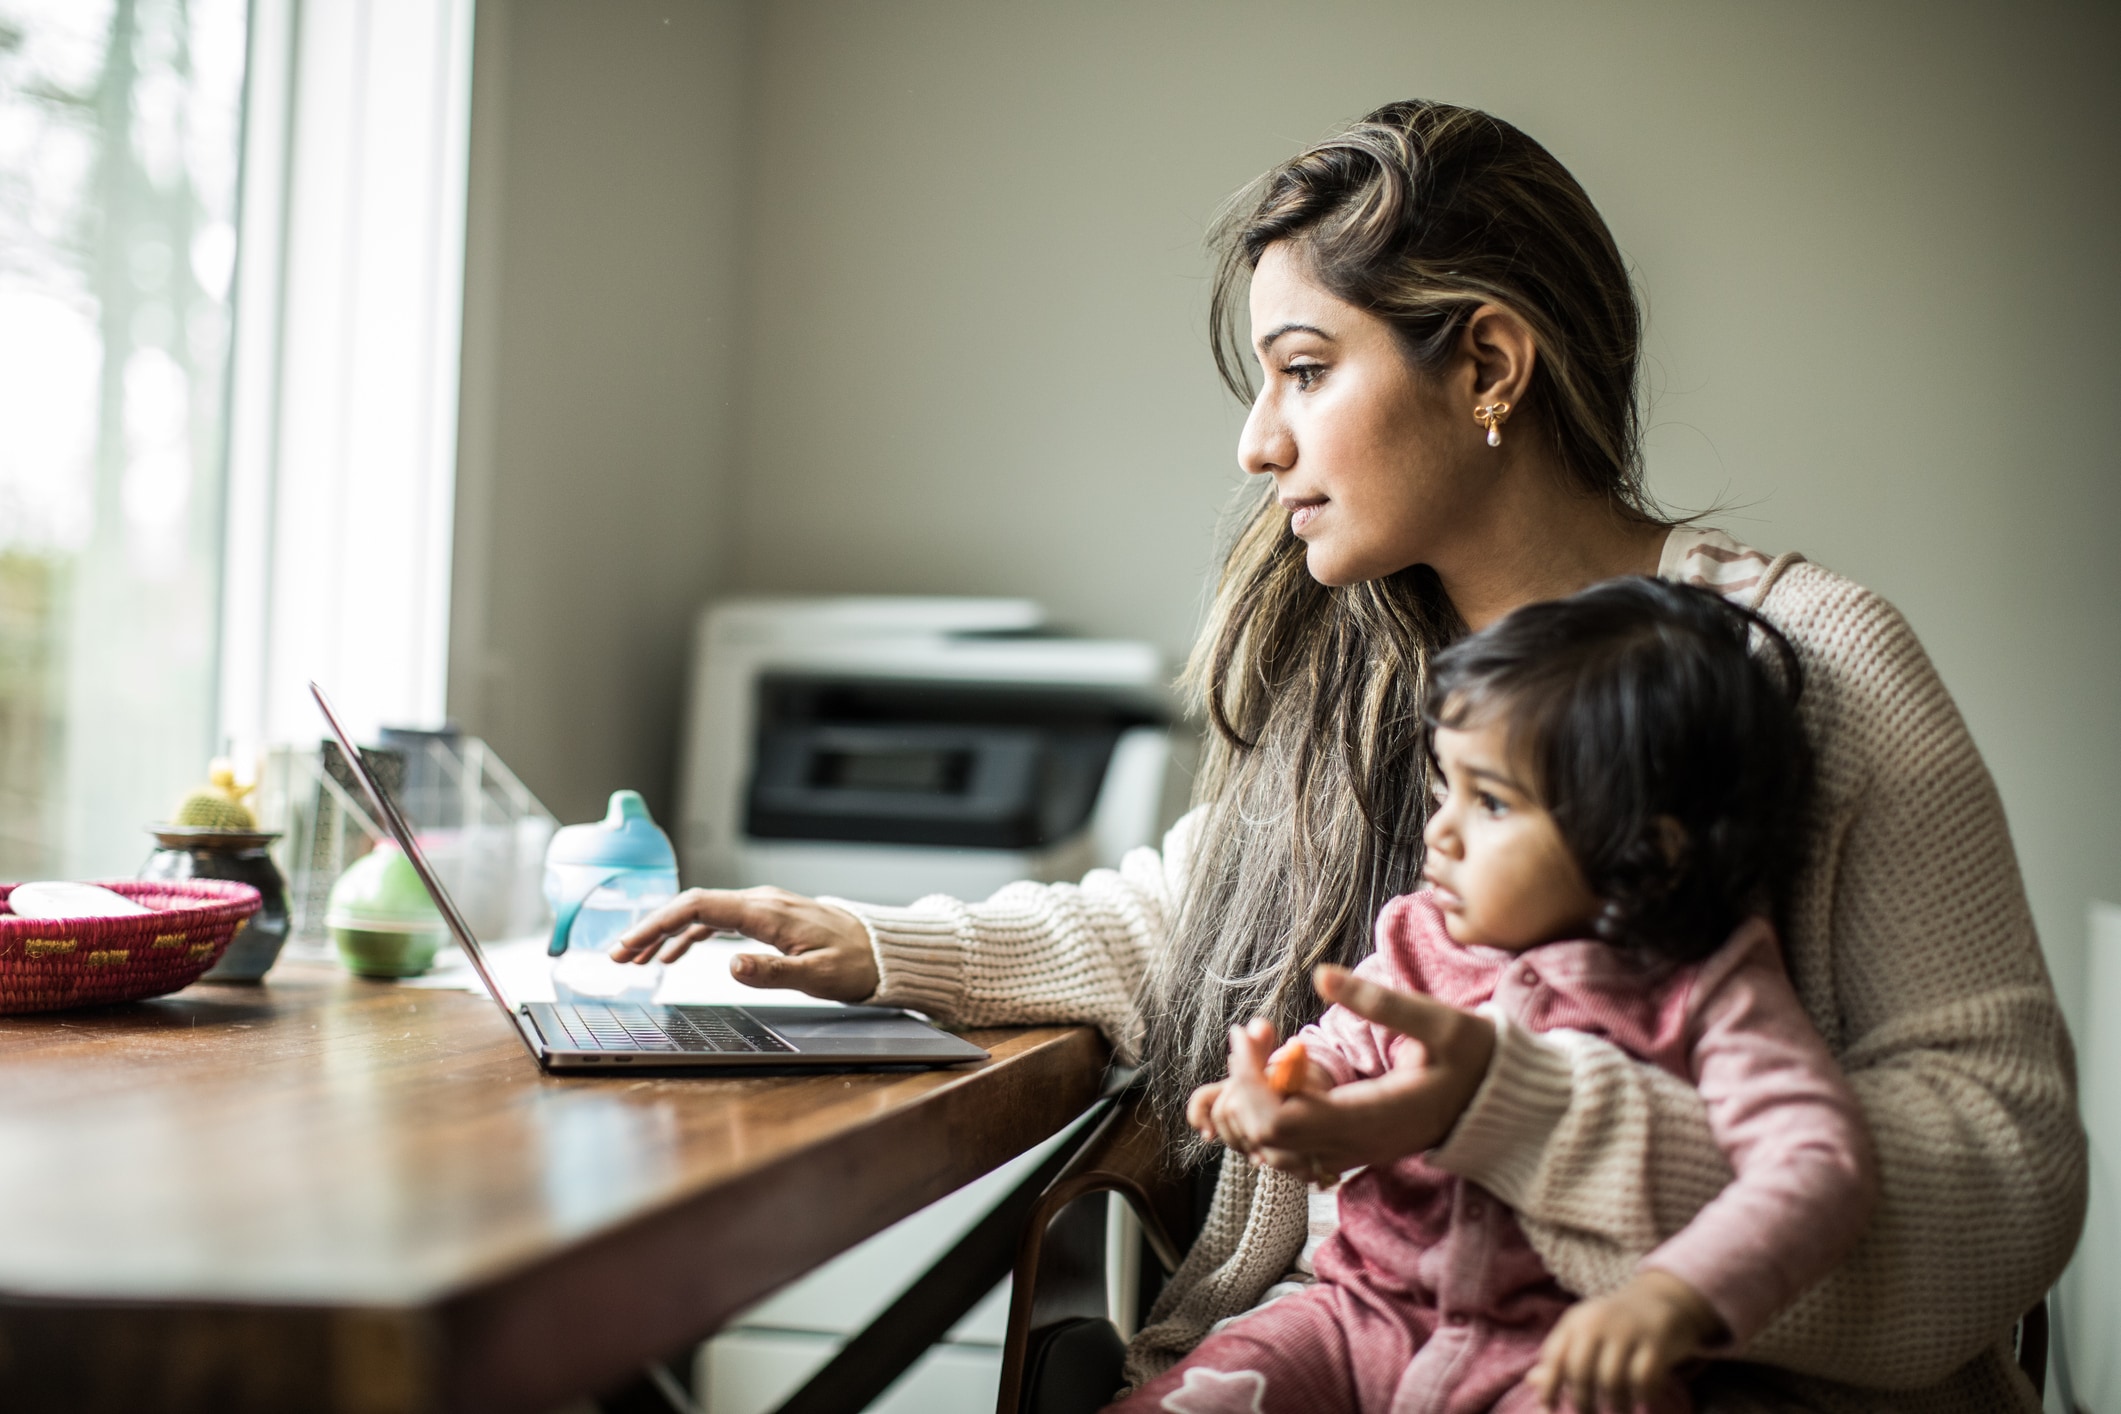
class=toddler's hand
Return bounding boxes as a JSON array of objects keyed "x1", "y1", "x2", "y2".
[
  {"x1": 1526, "y1": 1269, "x2": 1724, "y2": 1413},
  {"x1": 1188, "y1": 1020, "x2": 1338, "y2": 1182},
  {"x1": 1184, "y1": 1079, "x2": 1228, "y2": 1142}
]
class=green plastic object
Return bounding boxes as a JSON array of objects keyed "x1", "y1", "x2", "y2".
[{"x1": 325, "y1": 844, "x2": 447, "y2": 978}]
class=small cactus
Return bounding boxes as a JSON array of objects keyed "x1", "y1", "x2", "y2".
[{"x1": 172, "y1": 758, "x2": 258, "y2": 831}]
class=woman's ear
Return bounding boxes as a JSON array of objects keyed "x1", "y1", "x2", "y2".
[{"x1": 1458, "y1": 303, "x2": 1538, "y2": 409}]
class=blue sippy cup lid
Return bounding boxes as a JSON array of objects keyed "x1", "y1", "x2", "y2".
[{"x1": 545, "y1": 789, "x2": 677, "y2": 871}]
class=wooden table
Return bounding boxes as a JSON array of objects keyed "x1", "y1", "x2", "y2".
[{"x1": 0, "y1": 962, "x2": 1110, "y2": 1414}]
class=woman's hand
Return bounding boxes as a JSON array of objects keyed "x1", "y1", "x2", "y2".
[
  {"x1": 609, "y1": 886, "x2": 880, "y2": 1003},
  {"x1": 1224, "y1": 963, "x2": 1498, "y2": 1179},
  {"x1": 1526, "y1": 1269, "x2": 1725, "y2": 1413}
]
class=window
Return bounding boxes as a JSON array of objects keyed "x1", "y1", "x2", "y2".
[
  {"x1": 0, "y1": 0, "x2": 247, "y2": 878},
  {"x1": 0, "y1": 0, "x2": 473, "y2": 881}
]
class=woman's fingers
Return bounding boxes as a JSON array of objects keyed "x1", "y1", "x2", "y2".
[
  {"x1": 611, "y1": 889, "x2": 749, "y2": 961},
  {"x1": 609, "y1": 888, "x2": 880, "y2": 1002},
  {"x1": 727, "y1": 915, "x2": 878, "y2": 1002},
  {"x1": 729, "y1": 947, "x2": 859, "y2": 998},
  {"x1": 1298, "y1": 964, "x2": 1499, "y2": 1159},
  {"x1": 645, "y1": 921, "x2": 715, "y2": 964},
  {"x1": 1314, "y1": 963, "x2": 1457, "y2": 1042}
]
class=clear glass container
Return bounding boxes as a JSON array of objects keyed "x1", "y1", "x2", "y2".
[{"x1": 252, "y1": 733, "x2": 556, "y2": 960}]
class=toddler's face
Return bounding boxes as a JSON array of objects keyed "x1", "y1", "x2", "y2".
[{"x1": 1423, "y1": 718, "x2": 1600, "y2": 951}]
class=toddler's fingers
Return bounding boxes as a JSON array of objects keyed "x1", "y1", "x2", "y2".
[
  {"x1": 1209, "y1": 1087, "x2": 1256, "y2": 1153},
  {"x1": 1593, "y1": 1336, "x2": 1632, "y2": 1413},
  {"x1": 1524, "y1": 1343, "x2": 1563, "y2": 1410},
  {"x1": 1627, "y1": 1343, "x2": 1662, "y2": 1412},
  {"x1": 1562, "y1": 1332, "x2": 1600, "y2": 1414},
  {"x1": 1227, "y1": 1019, "x2": 1278, "y2": 1084},
  {"x1": 1186, "y1": 1082, "x2": 1224, "y2": 1139}
]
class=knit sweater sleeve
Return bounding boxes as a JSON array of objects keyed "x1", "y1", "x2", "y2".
[
  {"x1": 818, "y1": 806, "x2": 1202, "y2": 1063},
  {"x1": 1432, "y1": 565, "x2": 2086, "y2": 1389}
]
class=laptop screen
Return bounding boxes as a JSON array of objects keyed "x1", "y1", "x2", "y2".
[{"x1": 310, "y1": 682, "x2": 535, "y2": 1051}]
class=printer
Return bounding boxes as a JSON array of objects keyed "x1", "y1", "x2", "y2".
[
  {"x1": 679, "y1": 597, "x2": 1187, "y2": 1411},
  {"x1": 675, "y1": 597, "x2": 1192, "y2": 905}
]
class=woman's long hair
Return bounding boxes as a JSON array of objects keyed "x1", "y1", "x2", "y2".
[{"x1": 1140, "y1": 100, "x2": 1663, "y2": 1159}]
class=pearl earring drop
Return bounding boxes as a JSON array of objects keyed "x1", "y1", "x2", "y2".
[{"x1": 1475, "y1": 401, "x2": 1512, "y2": 448}]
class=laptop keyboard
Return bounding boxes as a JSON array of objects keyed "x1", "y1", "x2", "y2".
[{"x1": 534, "y1": 1002, "x2": 797, "y2": 1054}]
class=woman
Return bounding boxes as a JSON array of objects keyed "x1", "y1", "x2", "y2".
[{"x1": 618, "y1": 102, "x2": 2083, "y2": 1410}]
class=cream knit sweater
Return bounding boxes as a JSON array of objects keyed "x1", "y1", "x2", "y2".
[{"x1": 828, "y1": 533, "x2": 2086, "y2": 1412}]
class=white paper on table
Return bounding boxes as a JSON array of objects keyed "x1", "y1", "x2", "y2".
[{"x1": 397, "y1": 935, "x2": 837, "y2": 1009}]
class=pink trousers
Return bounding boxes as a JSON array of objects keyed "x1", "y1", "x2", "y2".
[
  {"x1": 1108, "y1": 1277, "x2": 1529, "y2": 1414},
  {"x1": 1105, "y1": 1272, "x2": 1689, "y2": 1414}
]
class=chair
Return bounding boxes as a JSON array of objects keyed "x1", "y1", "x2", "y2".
[
  {"x1": 2015, "y1": 1295, "x2": 2047, "y2": 1398},
  {"x1": 995, "y1": 1090, "x2": 1194, "y2": 1414}
]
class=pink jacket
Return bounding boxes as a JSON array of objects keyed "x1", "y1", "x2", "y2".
[{"x1": 1299, "y1": 890, "x2": 1878, "y2": 1347}]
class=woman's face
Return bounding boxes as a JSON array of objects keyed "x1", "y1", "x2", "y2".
[{"x1": 1238, "y1": 243, "x2": 1476, "y2": 586}]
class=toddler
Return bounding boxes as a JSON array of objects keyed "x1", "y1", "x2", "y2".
[{"x1": 1114, "y1": 577, "x2": 1877, "y2": 1414}]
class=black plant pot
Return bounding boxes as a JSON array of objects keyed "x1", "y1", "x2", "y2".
[{"x1": 141, "y1": 828, "x2": 291, "y2": 983}]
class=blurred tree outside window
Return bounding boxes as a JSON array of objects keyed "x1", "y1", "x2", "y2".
[{"x1": 0, "y1": 0, "x2": 246, "y2": 878}]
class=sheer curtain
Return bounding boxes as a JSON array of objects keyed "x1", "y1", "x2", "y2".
[{"x1": 219, "y1": 0, "x2": 475, "y2": 764}]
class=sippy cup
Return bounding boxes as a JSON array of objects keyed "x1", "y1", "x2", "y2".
[{"x1": 544, "y1": 789, "x2": 679, "y2": 1006}]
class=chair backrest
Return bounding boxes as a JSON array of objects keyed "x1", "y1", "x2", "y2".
[{"x1": 996, "y1": 1090, "x2": 1193, "y2": 1414}]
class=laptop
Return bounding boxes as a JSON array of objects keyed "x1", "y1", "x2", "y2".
[{"x1": 311, "y1": 682, "x2": 990, "y2": 1071}]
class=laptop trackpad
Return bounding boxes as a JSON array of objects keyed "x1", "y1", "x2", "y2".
[{"x1": 752, "y1": 1006, "x2": 980, "y2": 1054}]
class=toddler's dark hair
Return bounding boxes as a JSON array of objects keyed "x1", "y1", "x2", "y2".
[{"x1": 1425, "y1": 577, "x2": 1811, "y2": 962}]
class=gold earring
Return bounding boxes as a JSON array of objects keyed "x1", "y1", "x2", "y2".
[{"x1": 1475, "y1": 401, "x2": 1512, "y2": 448}]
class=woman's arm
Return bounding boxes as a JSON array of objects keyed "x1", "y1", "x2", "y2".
[
  {"x1": 614, "y1": 809, "x2": 1199, "y2": 1061},
  {"x1": 1433, "y1": 570, "x2": 2087, "y2": 1388},
  {"x1": 817, "y1": 807, "x2": 1202, "y2": 1061}
]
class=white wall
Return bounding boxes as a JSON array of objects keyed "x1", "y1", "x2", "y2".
[
  {"x1": 728, "y1": 0, "x2": 2121, "y2": 1017},
  {"x1": 451, "y1": 0, "x2": 754, "y2": 826},
  {"x1": 457, "y1": 0, "x2": 2119, "y2": 1394}
]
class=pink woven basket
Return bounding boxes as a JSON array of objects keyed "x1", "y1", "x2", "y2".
[{"x1": 0, "y1": 880, "x2": 262, "y2": 1014}]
